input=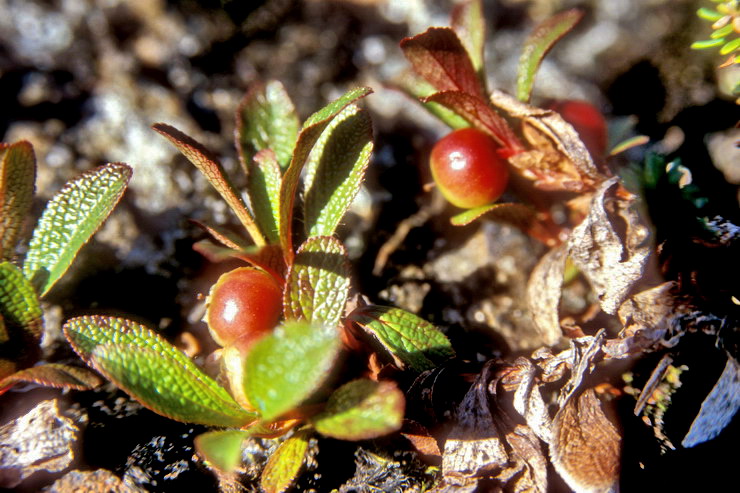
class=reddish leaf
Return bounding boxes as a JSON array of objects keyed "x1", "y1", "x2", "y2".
[
  {"x1": 0, "y1": 141, "x2": 36, "y2": 259},
  {"x1": 152, "y1": 123, "x2": 266, "y2": 246},
  {"x1": 424, "y1": 91, "x2": 524, "y2": 151},
  {"x1": 400, "y1": 27, "x2": 485, "y2": 98},
  {"x1": 0, "y1": 363, "x2": 102, "y2": 392}
]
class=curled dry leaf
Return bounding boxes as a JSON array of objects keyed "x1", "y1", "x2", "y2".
[
  {"x1": 490, "y1": 90, "x2": 603, "y2": 192},
  {"x1": 527, "y1": 243, "x2": 568, "y2": 346},
  {"x1": 551, "y1": 388, "x2": 621, "y2": 493},
  {"x1": 568, "y1": 178, "x2": 651, "y2": 316},
  {"x1": 440, "y1": 362, "x2": 549, "y2": 492}
]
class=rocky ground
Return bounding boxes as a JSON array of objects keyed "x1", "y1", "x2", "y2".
[{"x1": 0, "y1": 0, "x2": 738, "y2": 491}]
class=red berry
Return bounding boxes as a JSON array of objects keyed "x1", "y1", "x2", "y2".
[
  {"x1": 205, "y1": 267, "x2": 283, "y2": 352},
  {"x1": 547, "y1": 100, "x2": 608, "y2": 158},
  {"x1": 430, "y1": 128, "x2": 509, "y2": 209}
]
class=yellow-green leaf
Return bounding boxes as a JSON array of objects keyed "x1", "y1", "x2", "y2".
[
  {"x1": 0, "y1": 261, "x2": 42, "y2": 341},
  {"x1": 451, "y1": 0, "x2": 486, "y2": 77},
  {"x1": 248, "y1": 149, "x2": 282, "y2": 244},
  {"x1": 22, "y1": 163, "x2": 131, "y2": 296},
  {"x1": 349, "y1": 305, "x2": 454, "y2": 372},
  {"x1": 64, "y1": 315, "x2": 256, "y2": 427},
  {"x1": 312, "y1": 379, "x2": 404, "y2": 440},
  {"x1": 278, "y1": 87, "x2": 372, "y2": 262},
  {"x1": 261, "y1": 429, "x2": 311, "y2": 493},
  {"x1": 516, "y1": 9, "x2": 584, "y2": 102},
  {"x1": 284, "y1": 236, "x2": 350, "y2": 328},
  {"x1": 303, "y1": 104, "x2": 373, "y2": 238},
  {"x1": 0, "y1": 141, "x2": 36, "y2": 259},
  {"x1": 237, "y1": 80, "x2": 300, "y2": 169},
  {"x1": 195, "y1": 430, "x2": 250, "y2": 474},
  {"x1": 242, "y1": 321, "x2": 341, "y2": 421}
]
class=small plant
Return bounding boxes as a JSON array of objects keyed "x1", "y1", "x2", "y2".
[
  {"x1": 398, "y1": 2, "x2": 645, "y2": 242},
  {"x1": 62, "y1": 81, "x2": 455, "y2": 490},
  {"x1": 692, "y1": 0, "x2": 740, "y2": 67},
  {"x1": 0, "y1": 141, "x2": 130, "y2": 395}
]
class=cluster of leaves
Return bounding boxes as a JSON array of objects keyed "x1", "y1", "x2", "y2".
[
  {"x1": 62, "y1": 82, "x2": 455, "y2": 491},
  {"x1": 0, "y1": 141, "x2": 130, "y2": 395},
  {"x1": 692, "y1": 0, "x2": 740, "y2": 67}
]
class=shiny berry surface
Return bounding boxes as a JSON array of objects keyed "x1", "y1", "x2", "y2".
[
  {"x1": 205, "y1": 267, "x2": 283, "y2": 351},
  {"x1": 548, "y1": 100, "x2": 608, "y2": 158},
  {"x1": 429, "y1": 128, "x2": 510, "y2": 209}
]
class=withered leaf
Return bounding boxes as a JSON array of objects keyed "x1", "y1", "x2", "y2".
[
  {"x1": 511, "y1": 357, "x2": 553, "y2": 443},
  {"x1": 568, "y1": 177, "x2": 651, "y2": 315},
  {"x1": 551, "y1": 388, "x2": 620, "y2": 493},
  {"x1": 490, "y1": 90, "x2": 602, "y2": 191},
  {"x1": 441, "y1": 362, "x2": 548, "y2": 492},
  {"x1": 526, "y1": 243, "x2": 568, "y2": 346},
  {"x1": 609, "y1": 282, "x2": 681, "y2": 358},
  {"x1": 682, "y1": 355, "x2": 740, "y2": 448},
  {"x1": 442, "y1": 362, "x2": 509, "y2": 481}
]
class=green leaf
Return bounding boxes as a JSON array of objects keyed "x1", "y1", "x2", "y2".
[
  {"x1": 349, "y1": 306, "x2": 455, "y2": 372},
  {"x1": 0, "y1": 261, "x2": 43, "y2": 340},
  {"x1": 711, "y1": 23, "x2": 734, "y2": 39},
  {"x1": 720, "y1": 37, "x2": 740, "y2": 55},
  {"x1": 242, "y1": 320, "x2": 341, "y2": 421},
  {"x1": 691, "y1": 38, "x2": 726, "y2": 49},
  {"x1": 424, "y1": 91, "x2": 524, "y2": 151},
  {"x1": 516, "y1": 9, "x2": 584, "y2": 102},
  {"x1": 400, "y1": 27, "x2": 485, "y2": 98},
  {"x1": 303, "y1": 104, "x2": 373, "y2": 238},
  {"x1": 0, "y1": 363, "x2": 102, "y2": 392},
  {"x1": 64, "y1": 315, "x2": 256, "y2": 427},
  {"x1": 0, "y1": 141, "x2": 36, "y2": 260},
  {"x1": 153, "y1": 123, "x2": 266, "y2": 246},
  {"x1": 22, "y1": 163, "x2": 131, "y2": 296},
  {"x1": 312, "y1": 379, "x2": 404, "y2": 440},
  {"x1": 451, "y1": 0, "x2": 486, "y2": 77},
  {"x1": 278, "y1": 87, "x2": 372, "y2": 260},
  {"x1": 284, "y1": 236, "x2": 350, "y2": 328},
  {"x1": 261, "y1": 429, "x2": 311, "y2": 493},
  {"x1": 697, "y1": 8, "x2": 723, "y2": 22},
  {"x1": 195, "y1": 430, "x2": 250, "y2": 474},
  {"x1": 450, "y1": 202, "x2": 537, "y2": 228},
  {"x1": 247, "y1": 149, "x2": 282, "y2": 244},
  {"x1": 608, "y1": 135, "x2": 650, "y2": 156},
  {"x1": 237, "y1": 80, "x2": 300, "y2": 169}
]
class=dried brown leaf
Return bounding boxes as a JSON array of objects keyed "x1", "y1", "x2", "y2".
[
  {"x1": 491, "y1": 90, "x2": 603, "y2": 191},
  {"x1": 550, "y1": 388, "x2": 620, "y2": 493},
  {"x1": 526, "y1": 243, "x2": 568, "y2": 346},
  {"x1": 568, "y1": 178, "x2": 651, "y2": 315}
]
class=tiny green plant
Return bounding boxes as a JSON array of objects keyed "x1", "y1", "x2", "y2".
[
  {"x1": 0, "y1": 141, "x2": 131, "y2": 395},
  {"x1": 398, "y1": 1, "x2": 645, "y2": 243},
  {"x1": 692, "y1": 0, "x2": 740, "y2": 67},
  {"x1": 62, "y1": 81, "x2": 455, "y2": 490}
]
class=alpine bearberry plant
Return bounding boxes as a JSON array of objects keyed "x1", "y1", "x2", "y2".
[
  {"x1": 398, "y1": 2, "x2": 647, "y2": 244},
  {"x1": 61, "y1": 81, "x2": 455, "y2": 490},
  {"x1": 0, "y1": 141, "x2": 130, "y2": 395}
]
